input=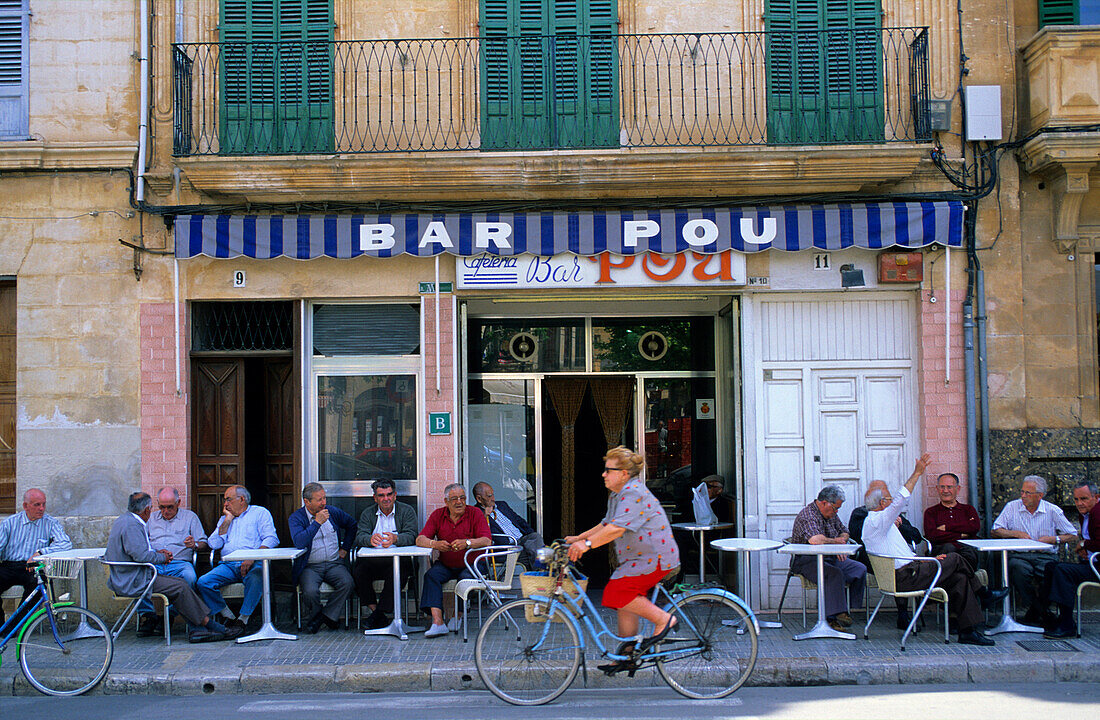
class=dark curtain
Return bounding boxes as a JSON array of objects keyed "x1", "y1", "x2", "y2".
[
  {"x1": 589, "y1": 377, "x2": 634, "y2": 449},
  {"x1": 544, "y1": 377, "x2": 589, "y2": 535}
]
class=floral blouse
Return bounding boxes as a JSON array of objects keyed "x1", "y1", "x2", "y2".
[{"x1": 603, "y1": 477, "x2": 680, "y2": 579}]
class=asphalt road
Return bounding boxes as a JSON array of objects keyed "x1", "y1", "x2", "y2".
[{"x1": 0, "y1": 684, "x2": 1095, "y2": 720}]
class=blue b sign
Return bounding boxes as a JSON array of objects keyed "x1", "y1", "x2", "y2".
[{"x1": 428, "y1": 412, "x2": 452, "y2": 436}]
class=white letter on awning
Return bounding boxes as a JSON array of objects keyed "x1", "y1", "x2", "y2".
[
  {"x1": 475, "y1": 222, "x2": 513, "y2": 250},
  {"x1": 682, "y1": 219, "x2": 719, "y2": 247},
  {"x1": 419, "y1": 221, "x2": 454, "y2": 249},
  {"x1": 360, "y1": 223, "x2": 396, "y2": 251},
  {"x1": 623, "y1": 220, "x2": 660, "y2": 248},
  {"x1": 740, "y1": 217, "x2": 777, "y2": 245}
]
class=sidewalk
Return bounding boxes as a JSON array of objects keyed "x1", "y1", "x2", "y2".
[{"x1": 3, "y1": 604, "x2": 1098, "y2": 696}]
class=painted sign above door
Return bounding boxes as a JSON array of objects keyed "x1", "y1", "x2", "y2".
[{"x1": 456, "y1": 251, "x2": 747, "y2": 290}]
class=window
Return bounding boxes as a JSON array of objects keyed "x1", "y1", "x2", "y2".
[
  {"x1": 468, "y1": 318, "x2": 585, "y2": 373},
  {"x1": 0, "y1": 0, "x2": 28, "y2": 139},
  {"x1": 765, "y1": 0, "x2": 884, "y2": 144},
  {"x1": 220, "y1": 0, "x2": 333, "y2": 153},
  {"x1": 480, "y1": 0, "x2": 618, "y2": 149},
  {"x1": 1039, "y1": 0, "x2": 1100, "y2": 25}
]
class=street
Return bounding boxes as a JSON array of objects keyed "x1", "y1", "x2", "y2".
[{"x1": 0, "y1": 683, "x2": 1095, "y2": 719}]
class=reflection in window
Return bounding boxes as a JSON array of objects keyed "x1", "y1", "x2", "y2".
[
  {"x1": 317, "y1": 375, "x2": 417, "y2": 482},
  {"x1": 468, "y1": 319, "x2": 585, "y2": 373},
  {"x1": 592, "y1": 317, "x2": 715, "y2": 372},
  {"x1": 467, "y1": 379, "x2": 537, "y2": 527},
  {"x1": 642, "y1": 377, "x2": 718, "y2": 523}
]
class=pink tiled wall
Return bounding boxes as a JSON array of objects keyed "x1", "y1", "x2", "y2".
[
  {"x1": 916, "y1": 288, "x2": 969, "y2": 506},
  {"x1": 421, "y1": 293, "x2": 459, "y2": 510},
  {"x1": 140, "y1": 303, "x2": 191, "y2": 505}
]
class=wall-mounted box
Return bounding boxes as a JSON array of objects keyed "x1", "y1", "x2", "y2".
[
  {"x1": 879, "y1": 252, "x2": 924, "y2": 283},
  {"x1": 964, "y1": 85, "x2": 1002, "y2": 140}
]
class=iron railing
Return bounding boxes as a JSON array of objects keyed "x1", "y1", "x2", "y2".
[{"x1": 173, "y1": 29, "x2": 931, "y2": 156}]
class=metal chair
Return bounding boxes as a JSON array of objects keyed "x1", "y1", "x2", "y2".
[
  {"x1": 1075, "y1": 551, "x2": 1100, "y2": 637},
  {"x1": 295, "y1": 581, "x2": 351, "y2": 629},
  {"x1": 100, "y1": 559, "x2": 173, "y2": 645},
  {"x1": 864, "y1": 553, "x2": 949, "y2": 650},
  {"x1": 454, "y1": 545, "x2": 521, "y2": 642},
  {"x1": 776, "y1": 538, "x2": 817, "y2": 628}
]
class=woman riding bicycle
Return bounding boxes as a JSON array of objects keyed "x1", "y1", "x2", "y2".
[{"x1": 565, "y1": 445, "x2": 681, "y2": 673}]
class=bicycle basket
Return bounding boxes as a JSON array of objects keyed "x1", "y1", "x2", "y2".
[
  {"x1": 520, "y1": 571, "x2": 588, "y2": 623},
  {"x1": 42, "y1": 557, "x2": 83, "y2": 580}
]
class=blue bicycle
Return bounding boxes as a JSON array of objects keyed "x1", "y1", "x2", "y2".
[
  {"x1": 474, "y1": 543, "x2": 758, "y2": 705},
  {"x1": 0, "y1": 559, "x2": 113, "y2": 696}
]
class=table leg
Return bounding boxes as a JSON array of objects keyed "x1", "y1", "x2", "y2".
[
  {"x1": 364, "y1": 555, "x2": 425, "y2": 641},
  {"x1": 732, "y1": 550, "x2": 781, "y2": 634},
  {"x1": 67, "y1": 560, "x2": 104, "y2": 640},
  {"x1": 983, "y1": 549, "x2": 1043, "y2": 635},
  {"x1": 237, "y1": 560, "x2": 297, "y2": 643},
  {"x1": 793, "y1": 554, "x2": 854, "y2": 640},
  {"x1": 698, "y1": 532, "x2": 706, "y2": 584}
]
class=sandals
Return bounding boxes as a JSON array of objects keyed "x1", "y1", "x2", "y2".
[
  {"x1": 599, "y1": 616, "x2": 678, "y2": 676},
  {"x1": 637, "y1": 616, "x2": 677, "y2": 654}
]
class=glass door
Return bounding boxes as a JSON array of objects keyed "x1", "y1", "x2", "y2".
[{"x1": 466, "y1": 378, "x2": 538, "y2": 531}]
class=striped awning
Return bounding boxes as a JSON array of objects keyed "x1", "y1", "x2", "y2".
[{"x1": 174, "y1": 201, "x2": 964, "y2": 259}]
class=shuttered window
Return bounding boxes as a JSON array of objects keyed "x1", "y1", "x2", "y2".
[
  {"x1": 0, "y1": 0, "x2": 28, "y2": 139},
  {"x1": 219, "y1": 0, "x2": 333, "y2": 154},
  {"x1": 1039, "y1": 0, "x2": 1100, "y2": 25},
  {"x1": 765, "y1": 0, "x2": 883, "y2": 144},
  {"x1": 480, "y1": 0, "x2": 618, "y2": 150}
]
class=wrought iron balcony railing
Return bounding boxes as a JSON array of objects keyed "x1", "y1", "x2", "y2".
[{"x1": 173, "y1": 29, "x2": 930, "y2": 156}]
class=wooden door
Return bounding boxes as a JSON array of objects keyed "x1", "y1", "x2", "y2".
[
  {"x1": 263, "y1": 357, "x2": 296, "y2": 545},
  {"x1": 0, "y1": 281, "x2": 14, "y2": 513},
  {"x1": 192, "y1": 359, "x2": 245, "y2": 536}
]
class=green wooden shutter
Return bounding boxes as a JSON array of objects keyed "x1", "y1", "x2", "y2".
[
  {"x1": 1039, "y1": 0, "x2": 1079, "y2": 26},
  {"x1": 220, "y1": 0, "x2": 332, "y2": 154},
  {"x1": 0, "y1": 0, "x2": 29, "y2": 139},
  {"x1": 766, "y1": 0, "x2": 882, "y2": 144}
]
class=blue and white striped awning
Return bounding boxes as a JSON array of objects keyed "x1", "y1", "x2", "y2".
[{"x1": 175, "y1": 201, "x2": 964, "y2": 259}]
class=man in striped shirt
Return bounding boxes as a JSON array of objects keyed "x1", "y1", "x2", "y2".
[
  {"x1": 991, "y1": 475, "x2": 1077, "y2": 624},
  {"x1": 0, "y1": 488, "x2": 72, "y2": 624}
]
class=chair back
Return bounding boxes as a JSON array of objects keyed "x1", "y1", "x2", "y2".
[
  {"x1": 1090, "y1": 551, "x2": 1100, "y2": 583},
  {"x1": 867, "y1": 554, "x2": 898, "y2": 593},
  {"x1": 466, "y1": 545, "x2": 522, "y2": 605}
]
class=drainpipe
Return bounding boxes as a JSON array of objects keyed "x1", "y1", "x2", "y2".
[
  {"x1": 963, "y1": 290, "x2": 979, "y2": 509},
  {"x1": 137, "y1": 0, "x2": 149, "y2": 202},
  {"x1": 976, "y1": 263, "x2": 993, "y2": 528}
]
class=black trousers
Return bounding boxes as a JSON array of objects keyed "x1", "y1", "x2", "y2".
[
  {"x1": 895, "y1": 552, "x2": 984, "y2": 632},
  {"x1": 0, "y1": 561, "x2": 36, "y2": 625},
  {"x1": 1045, "y1": 560, "x2": 1094, "y2": 609},
  {"x1": 353, "y1": 556, "x2": 414, "y2": 615}
]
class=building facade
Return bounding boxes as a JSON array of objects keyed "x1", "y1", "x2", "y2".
[{"x1": 1, "y1": 0, "x2": 1097, "y2": 611}]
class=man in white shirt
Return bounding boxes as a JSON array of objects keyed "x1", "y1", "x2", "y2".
[
  {"x1": 991, "y1": 475, "x2": 1077, "y2": 624},
  {"x1": 138, "y1": 486, "x2": 208, "y2": 636},
  {"x1": 861, "y1": 454, "x2": 1003, "y2": 646},
  {"x1": 353, "y1": 479, "x2": 418, "y2": 629}
]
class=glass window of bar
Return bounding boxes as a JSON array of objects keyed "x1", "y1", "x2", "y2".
[
  {"x1": 591, "y1": 317, "x2": 715, "y2": 372},
  {"x1": 468, "y1": 318, "x2": 585, "y2": 373}
]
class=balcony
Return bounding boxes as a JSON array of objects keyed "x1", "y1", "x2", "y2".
[{"x1": 169, "y1": 29, "x2": 933, "y2": 202}]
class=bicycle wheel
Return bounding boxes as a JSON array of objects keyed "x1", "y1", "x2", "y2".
[
  {"x1": 474, "y1": 598, "x2": 582, "y2": 706},
  {"x1": 18, "y1": 606, "x2": 114, "y2": 696},
  {"x1": 655, "y1": 591, "x2": 757, "y2": 699}
]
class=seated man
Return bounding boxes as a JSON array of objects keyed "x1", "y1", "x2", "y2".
[
  {"x1": 861, "y1": 455, "x2": 1002, "y2": 646},
  {"x1": 472, "y1": 481, "x2": 544, "y2": 569},
  {"x1": 353, "y1": 479, "x2": 418, "y2": 630},
  {"x1": 0, "y1": 488, "x2": 71, "y2": 626},
  {"x1": 703, "y1": 475, "x2": 736, "y2": 524},
  {"x1": 1042, "y1": 481, "x2": 1100, "y2": 638},
  {"x1": 416, "y1": 483, "x2": 491, "y2": 638},
  {"x1": 991, "y1": 474, "x2": 1077, "y2": 625},
  {"x1": 790, "y1": 485, "x2": 866, "y2": 632},
  {"x1": 289, "y1": 482, "x2": 356, "y2": 634},
  {"x1": 850, "y1": 479, "x2": 924, "y2": 629},
  {"x1": 923, "y1": 472, "x2": 982, "y2": 571},
  {"x1": 140, "y1": 486, "x2": 208, "y2": 636},
  {"x1": 105, "y1": 492, "x2": 240, "y2": 643},
  {"x1": 197, "y1": 485, "x2": 279, "y2": 630}
]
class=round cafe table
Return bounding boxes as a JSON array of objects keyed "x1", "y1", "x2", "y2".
[
  {"x1": 776, "y1": 543, "x2": 863, "y2": 640},
  {"x1": 710, "y1": 537, "x2": 784, "y2": 633}
]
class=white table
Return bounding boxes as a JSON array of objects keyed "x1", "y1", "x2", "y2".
[
  {"x1": 672, "y1": 522, "x2": 734, "y2": 583},
  {"x1": 42, "y1": 547, "x2": 105, "y2": 639},
  {"x1": 776, "y1": 543, "x2": 863, "y2": 640},
  {"x1": 222, "y1": 547, "x2": 304, "y2": 643},
  {"x1": 959, "y1": 538, "x2": 1053, "y2": 635},
  {"x1": 357, "y1": 545, "x2": 432, "y2": 640},
  {"x1": 711, "y1": 537, "x2": 784, "y2": 632}
]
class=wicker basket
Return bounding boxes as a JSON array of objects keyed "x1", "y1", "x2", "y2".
[
  {"x1": 41, "y1": 557, "x2": 83, "y2": 580},
  {"x1": 519, "y1": 571, "x2": 588, "y2": 623}
]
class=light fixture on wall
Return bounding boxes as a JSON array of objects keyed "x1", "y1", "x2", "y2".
[{"x1": 839, "y1": 263, "x2": 865, "y2": 288}]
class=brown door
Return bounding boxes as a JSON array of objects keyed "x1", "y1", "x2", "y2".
[
  {"x1": 263, "y1": 357, "x2": 296, "y2": 546},
  {"x1": 192, "y1": 359, "x2": 245, "y2": 535},
  {"x1": 0, "y1": 281, "x2": 14, "y2": 513}
]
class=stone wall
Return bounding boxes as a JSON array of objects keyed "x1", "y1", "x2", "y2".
[{"x1": 988, "y1": 427, "x2": 1100, "y2": 519}]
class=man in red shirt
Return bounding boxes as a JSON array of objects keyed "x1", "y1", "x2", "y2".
[
  {"x1": 923, "y1": 472, "x2": 981, "y2": 571},
  {"x1": 416, "y1": 483, "x2": 491, "y2": 637},
  {"x1": 1042, "y1": 482, "x2": 1100, "y2": 638}
]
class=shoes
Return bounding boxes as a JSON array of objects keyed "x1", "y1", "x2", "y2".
[
  {"x1": 834, "y1": 612, "x2": 853, "y2": 628},
  {"x1": 211, "y1": 619, "x2": 244, "y2": 640},
  {"x1": 188, "y1": 626, "x2": 226, "y2": 644},
  {"x1": 957, "y1": 629, "x2": 995, "y2": 646},
  {"x1": 424, "y1": 623, "x2": 449, "y2": 638},
  {"x1": 1020, "y1": 605, "x2": 1044, "y2": 625},
  {"x1": 320, "y1": 614, "x2": 341, "y2": 631},
  {"x1": 978, "y1": 587, "x2": 1009, "y2": 612},
  {"x1": 305, "y1": 615, "x2": 323, "y2": 634},
  {"x1": 224, "y1": 617, "x2": 246, "y2": 631},
  {"x1": 1043, "y1": 626, "x2": 1077, "y2": 639},
  {"x1": 597, "y1": 658, "x2": 640, "y2": 677},
  {"x1": 896, "y1": 611, "x2": 913, "y2": 631},
  {"x1": 446, "y1": 615, "x2": 462, "y2": 632},
  {"x1": 827, "y1": 618, "x2": 847, "y2": 633},
  {"x1": 367, "y1": 611, "x2": 391, "y2": 630},
  {"x1": 137, "y1": 613, "x2": 161, "y2": 638},
  {"x1": 637, "y1": 616, "x2": 678, "y2": 653}
]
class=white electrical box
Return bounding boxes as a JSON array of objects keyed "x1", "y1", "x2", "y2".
[{"x1": 964, "y1": 86, "x2": 1002, "y2": 141}]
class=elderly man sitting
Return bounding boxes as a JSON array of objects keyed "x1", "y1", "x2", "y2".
[
  {"x1": 138, "y1": 486, "x2": 208, "y2": 637},
  {"x1": 862, "y1": 454, "x2": 1003, "y2": 646},
  {"x1": 0, "y1": 488, "x2": 71, "y2": 626},
  {"x1": 472, "y1": 481, "x2": 544, "y2": 569},
  {"x1": 1042, "y1": 482, "x2": 1100, "y2": 638},
  {"x1": 991, "y1": 474, "x2": 1077, "y2": 625},
  {"x1": 289, "y1": 482, "x2": 356, "y2": 634}
]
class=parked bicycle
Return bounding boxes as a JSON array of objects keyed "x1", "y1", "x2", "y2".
[
  {"x1": 474, "y1": 542, "x2": 758, "y2": 705},
  {"x1": 0, "y1": 558, "x2": 113, "y2": 696}
]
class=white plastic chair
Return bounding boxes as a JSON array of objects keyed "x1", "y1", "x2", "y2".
[
  {"x1": 100, "y1": 559, "x2": 173, "y2": 645},
  {"x1": 1075, "y1": 551, "x2": 1100, "y2": 637},
  {"x1": 455, "y1": 545, "x2": 521, "y2": 642},
  {"x1": 864, "y1": 553, "x2": 949, "y2": 650}
]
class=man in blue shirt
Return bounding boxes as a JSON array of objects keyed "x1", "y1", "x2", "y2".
[
  {"x1": 196, "y1": 485, "x2": 279, "y2": 629},
  {"x1": 0, "y1": 488, "x2": 71, "y2": 625}
]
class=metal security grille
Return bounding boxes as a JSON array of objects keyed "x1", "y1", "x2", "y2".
[{"x1": 191, "y1": 301, "x2": 293, "y2": 352}]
